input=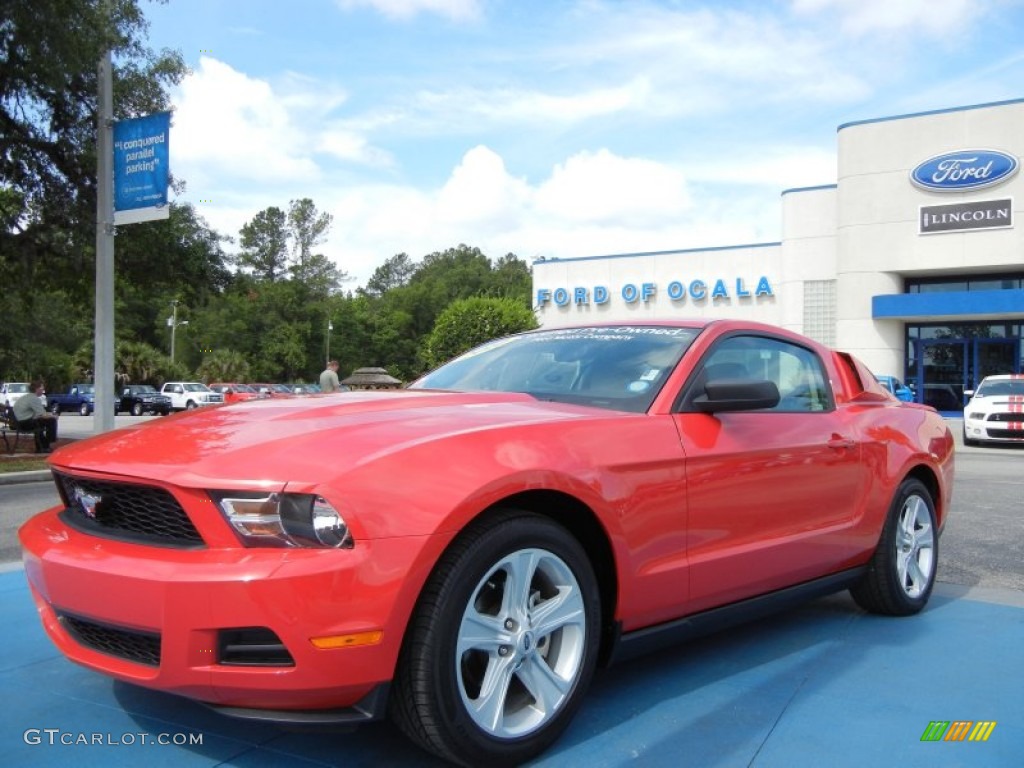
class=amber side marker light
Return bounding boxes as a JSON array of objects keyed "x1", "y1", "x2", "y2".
[{"x1": 310, "y1": 631, "x2": 383, "y2": 649}]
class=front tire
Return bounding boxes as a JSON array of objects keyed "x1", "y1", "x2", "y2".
[
  {"x1": 962, "y1": 424, "x2": 980, "y2": 447},
  {"x1": 79, "y1": 402, "x2": 90, "y2": 416},
  {"x1": 49, "y1": 402, "x2": 61, "y2": 415},
  {"x1": 185, "y1": 400, "x2": 197, "y2": 410},
  {"x1": 132, "y1": 402, "x2": 144, "y2": 416},
  {"x1": 391, "y1": 510, "x2": 600, "y2": 767},
  {"x1": 851, "y1": 478, "x2": 937, "y2": 616}
]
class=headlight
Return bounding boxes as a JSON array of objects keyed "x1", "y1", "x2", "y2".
[{"x1": 212, "y1": 491, "x2": 353, "y2": 549}]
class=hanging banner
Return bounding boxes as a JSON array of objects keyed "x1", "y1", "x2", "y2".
[{"x1": 113, "y1": 111, "x2": 170, "y2": 225}]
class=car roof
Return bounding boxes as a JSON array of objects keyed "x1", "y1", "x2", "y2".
[{"x1": 980, "y1": 374, "x2": 1023, "y2": 381}]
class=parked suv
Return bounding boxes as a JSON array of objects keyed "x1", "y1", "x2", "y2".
[
  {"x1": 120, "y1": 384, "x2": 172, "y2": 416},
  {"x1": 159, "y1": 382, "x2": 224, "y2": 411},
  {"x1": 1, "y1": 382, "x2": 32, "y2": 409}
]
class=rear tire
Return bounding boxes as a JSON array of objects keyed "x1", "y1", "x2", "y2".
[
  {"x1": 851, "y1": 478, "x2": 937, "y2": 616},
  {"x1": 390, "y1": 509, "x2": 600, "y2": 767},
  {"x1": 79, "y1": 403, "x2": 89, "y2": 416},
  {"x1": 50, "y1": 402, "x2": 61, "y2": 415}
]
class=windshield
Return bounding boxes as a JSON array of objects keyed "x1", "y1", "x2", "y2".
[
  {"x1": 410, "y1": 325, "x2": 699, "y2": 413},
  {"x1": 977, "y1": 378, "x2": 1024, "y2": 397}
]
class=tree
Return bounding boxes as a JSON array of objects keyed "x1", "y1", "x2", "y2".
[
  {"x1": 237, "y1": 207, "x2": 289, "y2": 281},
  {"x1": 422, "y1": 296, "x2": 538, "y2": 369},
  {"x1": 196, "y1": 350, "x2": 251, "y2": 384},
  {"x1": 1, "y1": 0, "x2": 189, "y2": 384},
  {"x1": 1, "y1": 0, "x2": 186, "y2": 290},
  {"x1": 361, "y1": 253, "x2": 415, "y2": 298},
  {"x1": 286, "y1": 197, "x2": 343, "y2": 292}
]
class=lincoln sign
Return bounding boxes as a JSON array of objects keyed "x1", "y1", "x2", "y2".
[{"x1": 919, "y1": 199, "x2": 1013, "y2": 234}]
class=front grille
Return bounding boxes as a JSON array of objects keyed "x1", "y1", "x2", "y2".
[
  {"x1": 54, "y1": 472, "x2": 204, "y2": 548},
  {"x1": 59, "y1": 613, "x2": 161, "y2": 667},
  {"x1": 988, "y1": 412, "x2": 1024, "y2": 423},
  {"x1": 985, "y1": 428, "x2": 1024, "y2": 439}
]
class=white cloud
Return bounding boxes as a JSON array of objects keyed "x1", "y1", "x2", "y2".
[
  {"x1": 686, "y1": 146, "x2": 838, "y2": 190},
  {"x1": 415, "y1": 77, "x2": 655, "y2": 126},
  {"x1": 435, "y1": 146, "x2": 530, "y2": 229},
  {"x1": 790, "y1": 0, "x2": 983, "y2": 37},
  {"x1": 171, "y1": 58, "x2": 322, "y2": 186},
  {"x1": 534, "y1": 149, "x2": 691, "y2": 226},
  {"x1": 334, "y1": 0, "x2": 482, "y2": 22},
  {"x1": 315, "y1": 145, "x2": 768, "y2": 286}
]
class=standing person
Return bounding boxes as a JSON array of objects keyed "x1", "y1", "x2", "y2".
[
  {"x1": 13, "y1": 380, "x2": 59, "y2": 453},
  {"x1": 319, "y1": 360, "x2": 341, "y2": 393}
]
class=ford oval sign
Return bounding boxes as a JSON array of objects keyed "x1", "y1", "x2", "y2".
[{"x1": 911, "y1": 149, "x2": 1019, "y2": 191}]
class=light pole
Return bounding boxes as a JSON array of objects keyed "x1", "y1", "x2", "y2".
[
  {"x1": 326, "y1": 320, "x2": 333, "y2": 366},
  {"x1": 168, "y1": 300, "x2": 189, "y2": 363}
]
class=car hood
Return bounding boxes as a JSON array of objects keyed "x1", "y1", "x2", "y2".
[
  {"x1": 967, "y1": 394, "x2": 1024, "y2": 411},
  {"x1": 50, "y1": 390, "x2": 623, "y2": 489}
]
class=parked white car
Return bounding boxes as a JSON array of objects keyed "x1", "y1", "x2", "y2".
[
  {"x1": 159, "y1": 382, "x2": 225, "y2": 411},
  {"x1": 963, "y1": 374, "x2": 1024, "y2": 446},
  {"x1": 2, "y1": 382, "x2": 33, "y2": 409}
]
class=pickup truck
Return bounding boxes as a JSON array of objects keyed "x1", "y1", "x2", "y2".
[
  {"x1": 47, "y1": 384, "x2": 121, "y2": 416},
  {"x1": 159, "y1": 382, "x2": 225, "y2": 411},
  {"x1": 120, "y1": 384, "x2": 173, "y2": 416}
]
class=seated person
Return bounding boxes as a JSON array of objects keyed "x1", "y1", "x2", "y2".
[{"x1": 13, "y1": 380, "x2": 58, "y2": 453}]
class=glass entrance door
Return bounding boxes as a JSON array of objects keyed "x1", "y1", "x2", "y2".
[
  {"x1": 915, "y1": 340, "x2": 967, "y2": 411},
  {"x1": 973, "y1": 340, "x2": 1020, "y2": 388}
]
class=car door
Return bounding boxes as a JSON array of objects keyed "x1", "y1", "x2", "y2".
[{"x1": 672, "y1": 333, "x2": 870, "y2": 612}]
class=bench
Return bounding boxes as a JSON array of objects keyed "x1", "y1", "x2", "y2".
[{"x1": 1, "y1": 405, "x2": 36, "y2": 454}]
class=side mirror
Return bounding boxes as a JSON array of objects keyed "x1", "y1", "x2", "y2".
[{"x1": 692, "y1": 379, "x2": 781, "y2": 413}]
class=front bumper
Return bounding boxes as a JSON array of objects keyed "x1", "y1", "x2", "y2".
[
  {"x1": 964, "y1": 415, "x2": 1024, "y2": 443},
  {"x1": 19, "y1": 507, "x2": 433, "y2": 714}
]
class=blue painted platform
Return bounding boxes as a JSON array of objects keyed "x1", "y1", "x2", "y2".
[{"x1": 1, "y1": 565, "x2": 1020, "y2": 767}]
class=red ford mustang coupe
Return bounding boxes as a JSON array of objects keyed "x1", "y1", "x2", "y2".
[{"x1": 20, "y1": 321, "x2": 954, "y2": 766}]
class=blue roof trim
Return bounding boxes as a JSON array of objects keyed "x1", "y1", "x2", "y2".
[
  {"x1": 781, "y1": 184, "x2": 837, "y2": 196},
  {"x1": 839, "y1": 97, "x2": 1024, "y2": 132},
  {"x1": 873, "y1": 289, "x2": 1024, "y2": 318},
  {"x1": 533, "y1": 242, "x2": 781, "y2": 265}
]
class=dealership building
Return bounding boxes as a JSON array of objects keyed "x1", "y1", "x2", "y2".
[{"x1": 532, "y1": 98, "x2": 1024, "y2": 410}]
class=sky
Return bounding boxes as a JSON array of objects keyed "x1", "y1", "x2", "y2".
[{"x1": 143, "y1": 0, "x2": 1024, "y2": 289}]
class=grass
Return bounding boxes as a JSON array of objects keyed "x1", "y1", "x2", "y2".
[
  {"x1": 0, "y1": 455, "x2": 50, "y2": 473},
  {"x1": 0, "y1": 438, "x2": 75, "y2": 473}
]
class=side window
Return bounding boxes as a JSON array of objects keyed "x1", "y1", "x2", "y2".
[{"x1": 685, "y1": 335, "x2": 832, "y2": 413}]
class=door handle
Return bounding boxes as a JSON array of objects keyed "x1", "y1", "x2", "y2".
[{"x1": 827, "y1": 435, "x2": 855, "y2": 450}]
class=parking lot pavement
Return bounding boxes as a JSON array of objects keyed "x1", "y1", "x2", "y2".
[{"x1": 1, "y1": 564, "x2": 1020, "y2": 767}]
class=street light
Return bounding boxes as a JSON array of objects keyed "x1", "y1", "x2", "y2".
[
  {"x1": 168, "y1": 300, "x2": 189, "y2": 363},
  {"x1": 326, "y1": 320, "x2": 333, "y2": 366}
]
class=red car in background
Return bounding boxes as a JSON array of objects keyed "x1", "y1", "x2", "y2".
[
  {"x1": 208, "y1": 383, "x2": 263, "y2": 404},
  {"x1": 251, "y1": 383, "x2": 296, "y2": 398},
  {"x1": 19, "y1": 320, "x2": 954, "y2": 766}
]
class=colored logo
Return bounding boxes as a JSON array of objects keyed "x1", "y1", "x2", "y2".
[
  {"x1": 911, "y1": 150, "x2": 1018, "y2": 191},
  {"x1": 72, "y1": 487, "x2": 102, "y2": 520},
  {"x1": 920, "y1": 721, "x2": 996, "y2": 742}
]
